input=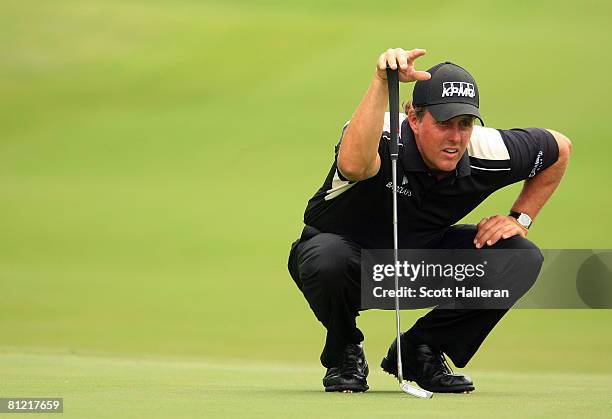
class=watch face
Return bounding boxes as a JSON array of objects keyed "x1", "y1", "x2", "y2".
[{"x1": 518, "y1": 213, "x2": 532, "y2": 227}]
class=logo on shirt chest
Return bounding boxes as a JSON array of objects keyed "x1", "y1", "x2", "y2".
[{"x1": 386, "y1": 175, "x2": 412, "y2": 196}]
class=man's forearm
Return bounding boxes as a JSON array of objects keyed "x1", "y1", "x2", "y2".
[
  {"x1": 510, "y1": 130, "x2": 572, "y2": 220},
  {"x1": 336, "y1": 74, "x2": 387, "y2": 180},
  {"x1": 475, "y1": 130, "x2": 571, "y2": 248}
]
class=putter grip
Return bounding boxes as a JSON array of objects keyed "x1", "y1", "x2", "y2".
[{"x1": 386, "y1": 66, "x2": 400, "y2": 159}]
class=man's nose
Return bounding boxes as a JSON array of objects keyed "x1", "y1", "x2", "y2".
[{"x1": 448, "y1": 126, "x2": 462, "y2": 142}]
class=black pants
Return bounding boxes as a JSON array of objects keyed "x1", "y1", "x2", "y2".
[{"x1": 287, "y1": 225, "x2": 543, "y2": 368}]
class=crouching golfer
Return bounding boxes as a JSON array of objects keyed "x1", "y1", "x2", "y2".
[{"x1": 287, "y1": 48, "x2": 571, "y2": 393}]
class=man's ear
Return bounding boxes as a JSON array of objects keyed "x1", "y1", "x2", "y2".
[{"x1": 407, "y1": 107, "x2": 419, "y2": 134}]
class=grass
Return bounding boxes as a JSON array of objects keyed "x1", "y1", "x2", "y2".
[{"x1": 2, "y1": 350, "x2": 611, "y2": 419}]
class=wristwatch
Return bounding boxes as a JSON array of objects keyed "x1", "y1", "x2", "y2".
[{"x1": 509, "y1": 211, "x2": 532, "y2": 230}]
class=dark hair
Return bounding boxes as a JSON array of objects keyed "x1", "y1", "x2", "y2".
[{"x1": 403, "y1": 101, "x2": 426, "y2": 121}]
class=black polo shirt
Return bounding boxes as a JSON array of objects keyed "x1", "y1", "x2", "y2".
[{"x1": 303, "y1": 113, "x2": 559, "y2": 249}]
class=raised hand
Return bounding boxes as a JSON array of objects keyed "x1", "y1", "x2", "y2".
[{"x1": 376, "y1": 48, "x2": 431, "y2": 83}]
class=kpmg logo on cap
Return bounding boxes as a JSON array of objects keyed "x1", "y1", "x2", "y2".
[{"x1": 441, "y1": 82, "x2": 476, "y2": 98}]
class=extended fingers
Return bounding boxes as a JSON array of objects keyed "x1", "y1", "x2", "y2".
[
  {"x1": 487, "y1": 224, "x2": 525, "y2": 247},
  {"x1": 475, "y1": 216, "x2": 527, "y2": 248},
  {"x1": 407, "y1": 48, "x2": 427, "y2": 61},
  {"x1": 405, "y1": 49, "x2": 431, "y2": 80},
  {"x1": 474, "y1": 216, "x2": 495, "y2": 247},
  {"x1": 474, "y1": 216, "x2": 507, "y2": 248},
  {"x1": 378, "y1": 48, "x2": 431, "y2": 81},
  {"x1": 477, "y1": 216, "x2": 491, "y2": 229},
  {"x1": 483, "y1": 223, "x2": 514, "y2": 247},
  {"x1": 500, "y1": 224, "x2": 526, "y2": 240},
  {"x1": 412, "y1": 70, "x2": 432, "y2": 81},
  {"x1": 475, "y1": 219, "x2": 504, "y2": 248}
]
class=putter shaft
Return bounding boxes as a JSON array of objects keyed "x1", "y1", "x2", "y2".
[{"x1": 387, "y1": 66, "x2": 433, "y2": 399}]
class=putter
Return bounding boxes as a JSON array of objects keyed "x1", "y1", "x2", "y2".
[{"x1": 386, "y1": 65, "x2": 433, "y2": 399}]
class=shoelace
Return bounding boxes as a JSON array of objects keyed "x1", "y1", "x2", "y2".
[{"x1": 439, "y1": 352, "x2": 453, "y2": 375}]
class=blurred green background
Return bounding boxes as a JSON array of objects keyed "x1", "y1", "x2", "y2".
[{"x1": 1, "y1": 0, "x2": 611, "y2": 397}]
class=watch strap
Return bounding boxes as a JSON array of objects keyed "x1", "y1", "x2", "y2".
[{"x1": 509, "y1": 211, "x2": 531, "y2": 229}]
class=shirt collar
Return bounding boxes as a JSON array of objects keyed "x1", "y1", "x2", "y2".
[{"x1": 399, "y1": 119, "x2": 471, "y2": 178}]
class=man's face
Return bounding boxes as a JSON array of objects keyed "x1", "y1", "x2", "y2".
[{"x1": 408, "y1": 110, "x2": 474, "y2": 177}]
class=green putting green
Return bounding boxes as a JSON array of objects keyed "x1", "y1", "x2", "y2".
[{"x1": 1, "y1": 350, "x2": 611, "y2": 418}]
